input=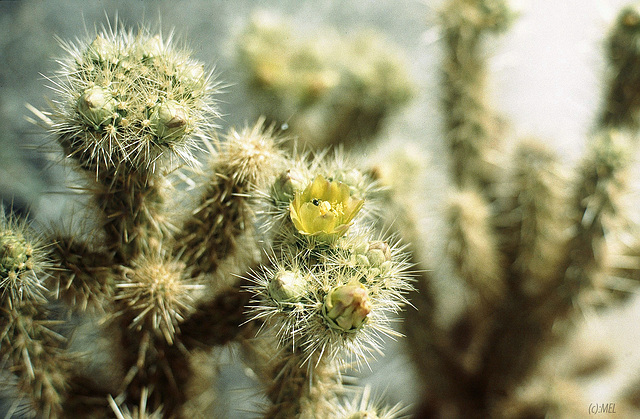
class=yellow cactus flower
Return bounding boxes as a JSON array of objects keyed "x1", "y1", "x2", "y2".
[{"x1": 289, "y1": 175, "x2": 364, "y2": 239}]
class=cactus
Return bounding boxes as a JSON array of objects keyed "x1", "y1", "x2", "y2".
[
  {"x1": 1, "y1": 16, "x2": 412, "y2": 419},
  {"x1": 4, "y1": 1, "x2": 640, "y2": 418},
  {"x1": 237, "y1": 11, "x2": 414, "y2": 151}
]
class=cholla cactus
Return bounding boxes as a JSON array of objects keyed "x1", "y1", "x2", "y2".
[
  {"x1": 234, "y1": 1, "x2": 640, "y2": 418},
  {"x1": 0, "y1": 15, "x2": 413, "y2": 419},
  {"x1": 400, "y1": 1, "x2": 640, "y2": 418},
  {"x1": 0, "y1": 212, "x2": 70, "y2": 418},
  {"x1": 244, "y1": 150, "x2": 413, "y2": 417},
  {"x1": 6, "y1": 1, "x2": 640, "y2": 418},
  {"x1": 51, "y1": 29, "x2": 216, "y2": 172}
]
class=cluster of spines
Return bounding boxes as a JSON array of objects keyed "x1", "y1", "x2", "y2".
[
  {"x1": 114, "y1": 253, "x2": 203, "y2": 345},
  {"x1": 245, "y1": 148, "x2": 413, "y2": 415},
  {"x1": 0, "y1": 211, "x2": 70, "y2": 418},
  {"x1": 48, "y1": 26, "x2": 218, "y2": 174}
]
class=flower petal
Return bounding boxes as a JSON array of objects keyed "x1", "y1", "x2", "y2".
[
  {"x1": 327, "y1": 179, "x2": 341, "y2": 201},
  {"x1": 311, "y1": 211, "x2": 336, "y2": 234},
  {"x1": 344, "y1": 197, "x2": 364, "y2": 223},
  {"x1": 336, "y1": 182, "x2": 351, "y2": 203},
  {"x1": 309, "y1": 174, "x2": 329, "y2": 199}
]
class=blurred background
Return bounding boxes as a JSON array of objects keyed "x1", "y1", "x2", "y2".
[{"x1": 2, "y1": 0, "x2": 640, "y2": 417}]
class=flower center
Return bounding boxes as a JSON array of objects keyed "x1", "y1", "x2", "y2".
[{"x1": 312, "y1": 198, "x2": 344, "y2": 217}]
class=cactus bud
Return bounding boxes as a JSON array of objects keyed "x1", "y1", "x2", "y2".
[
  {"x1": 77, "y1": 86, "x2": 116, "y2": 128},
  {"x1": 177, "y1": 62, "x2": 206, "y2": 90},
  {"x1": 268, "y1": 270, "x2": 307, "y2": 303},
  {"x1": 355, "y1": 254, "x2": 370, "y2": 267},
  {"x1": 366, "y1": 241, "x2": 391, "y2": 266},
  {"x1": 274, "y1": 168, "x2": 306, "y2": 199},
  {"x1": 141, "y1": 35, "x2": 164, "y2": 58},
  {"x1": 323, "y1": 284, "x2": 371, "y2": 331},
  {"x1": 149, "y1": 100, "x2": 189, "y2": 143},
  {"x1": 352, "y1": 240, "x2": 369, "y2": 255},
  {"x1": 85, "y1": 35, "x2": 118, "y2": 63},
  {"x1": 274, "y1": 173, "x2": 294, "y2": 199}
]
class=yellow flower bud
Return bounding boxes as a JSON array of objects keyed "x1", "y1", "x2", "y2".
[
  {"x1": 366, "y1": 241, "x2": 391, "y2": 266},
  {"x1": 289, "y1": 175, "x2": 364, "y2": 240},
  {"x1": 323, "y1": 284, "x2": 372, "y2": 331}
]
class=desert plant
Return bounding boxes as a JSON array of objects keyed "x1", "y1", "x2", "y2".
[
  {"x1": 1, "y1": 20, "x2": 413, "y2": 419},
  {"x1": 5, "y1": 0, "x2": 640, "y2": 418},
  {"x1": 237, "y1": 0, "x2": 640, "y2": 417}
]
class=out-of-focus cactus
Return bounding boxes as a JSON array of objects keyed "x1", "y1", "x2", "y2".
[
  {"x1": 237, "y1": 12, "x2": 414, "y2": 150},
  {"x1": 400, "y1": 1, "x2": 640, "y2": 418}
]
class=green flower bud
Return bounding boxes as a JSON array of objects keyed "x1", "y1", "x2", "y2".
[
  {"x1": 77, "y1": 86, "x2": 116, "y2": 128},
  {"x1": 323, "y1": 284, "x2": 371, "y2": 331},
  {"x1": 355, "y1": 254, "x2": 370, "y2": 267},
  {"x1": 268, "y1": 270, "x2": 307, "y2": 303},
  {"x1": 177, "y1": 62, "x2": 206, "y2": 90},
  {"x1": 353, "y1": 240, "x2": 369, "y2": 255},
  {"x1": 149, "y1": 100, "x2": 189, "y2": 143},
  {"x1": 379, "y1": 260, "x2": 392, "y2": 275},
  {"x1": 141, "y1": 35, "x2": 164, "y2": 58},
  {"x1": 274, "y1": 168, "x2": 306, "y2": 200},
  {"x1": 366, "y1": 241, "x2": 391, "y2": 266},
  {"x1": 85, "y1": 35, "x2": 118, "y2": 63}
]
